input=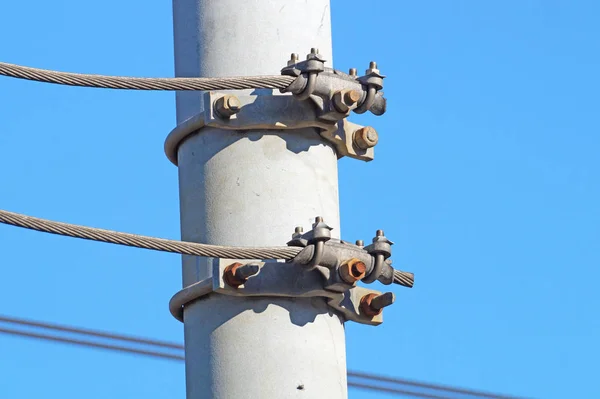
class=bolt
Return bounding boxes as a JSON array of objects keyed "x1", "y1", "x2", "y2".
[
  {"x1": 314, "y1": 216, "x2": 323, "y2": 224},
  {"x1": 307, "y1": 47, "x2": 320, "y2": 59},
  {"x1": 214, "y1": 95, "x2": 241, "y2": 118},
  {"x1": 339, "y1": 258, "x2": 367, "y2": 284},
  {"x1": 295, "y1": 226, "x2": 304, "y2": 234},
  {"x1": 349, "y1": 68, "x2": 357, "y2": 77},
  {"x1": 353, "y1": 126, "x2": 379, "y2": 150},
  {"x1": 355, "y1": 239, "x2": 364, "y2": 247},
  {"x1": 371, "y1": 292, "x2": 395, "y2": 310},
  {"x1": 376, "y1": 229, "x2": 385, "y2": 237},
  {"x1": 360, "y1": 292, "x2": 395, "y2": 317},
  {"x1": 224, "y1": 262, "x2": 260, "y2": 288},
  {"x1": 287, "y1": 53, "x2": 300, "y2": 66},
  {"x1": 332, "y1": 89, "x2": 361, "y2": 113},
  {"x1": 370, "y1": 61, "x2": 377, "y2": 69}
]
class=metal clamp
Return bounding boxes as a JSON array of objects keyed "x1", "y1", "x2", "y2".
[
  {"x1": 164, "y1": 92, "x2": 376, "y2": 165},
  {"x1": 282, "y1": 51, "x2": 386, "y2": 116},
  {"x1": 168, "y1": 258, "x2": 389, "y2": 326}
]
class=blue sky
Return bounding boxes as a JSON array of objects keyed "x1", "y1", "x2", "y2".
[{"x1": 1, "y1": 1, "x2": 599, "y2": 398}]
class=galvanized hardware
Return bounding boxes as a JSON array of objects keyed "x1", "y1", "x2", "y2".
[
  {"x1": 164, "y1": 91, "x2": 375, "y2": 165},
  {"x1": 353, "y1": 126, "x2": 379, "y2": 150},
  {"x1": 348, "y1": 68, "x2": 358, "y2": 78},
  {"x1": 290, "y1": 220, "x2": 413, "y2": 288},
  {"x1": 359, "y1": 292, "x2": 395, "y2": 318},
  {"x1": 287, "y1": 226, "x2": 308, "y2": 248},
  {"x1": 355, "y1": 61, "x2": 386, "y2": 114},
  {"x1": 281, "y1": 50, "x2": 386, "y2": 116},
  {"x1": 169, "y1": 258, "x2": 385, "y2": 326},
  {"x1": 214, "y1": 94, "x2": 241, "y2": 118},
  {"x1": 303, "y1": 216, "x2": 333, "y2": 271},
  {"x1": 338, "y1": 258, "x2": 367, "y2": 284},
  {"x1": 223, "y1": 262, "x2": 260, "y2": 288},
  {"x1": 363, "y1": 229, "x2": 394, "y2": 283}
]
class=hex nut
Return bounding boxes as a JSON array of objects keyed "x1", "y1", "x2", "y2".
[
  {"x1": 353, "y1": 126, "x2": 379, "y2": 150},
  {"x1": 214, "y1": 95, "x2": 241, "y2": 118},
  {"x1": 339, "y1": 258, "x2": 367, "y2": 284},
  {"x1": 332, "y1": 90, "x2": 361, "y2": 113},
  {"x1": 223, "y1": 262, "x2": 245, "y2": 288},
  {"x1": 359, "y1": 293, "x2": 382, "y2": 317}
]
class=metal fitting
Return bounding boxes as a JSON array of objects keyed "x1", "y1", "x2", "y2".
[
  {"x1": 287, "y1": 226, "x2": 308, "y2": 247},
  {"x1": 288, "y1": 53, "x2": 300, "y2": 66},
  {"x1": 339, "y1": 258, "x2": 367, "y2": 284},
  {"x1": 214, "y1": 95, "x2": 241, "y2": 118},
  {"x1": 223, "y1": 262, "x2": 260, "y2": 288},
  {"x1": 332, "y1": 89, "x2": 361, "y2": 113},
  {"x1": 349, "y1": 68, "x2": 358, "y2": 77},
  {"x1": 302, "y1": 216, "x2": 333, "y2": 270},
  {"x1": 360, "y1": 61, "x2": 385, "y2": 91},
  {"x1": 360, "y1": 292, "x2": 395, "y2": 317},
  {"x1": 353, "y1": 126, "x2": 379, "y2": 150}
]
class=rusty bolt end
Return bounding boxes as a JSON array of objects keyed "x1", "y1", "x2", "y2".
[
  {"x1": 332, "y1": 90, "x2": 360, "y2": 113},
  {"x1": 353, "y1": 127, "x2": 379, "y2": 150},
  {"x1": 339, "y1": 258, "x2": 367, "y2": 284},
  {"x1": 223, "y1": 262, "x2": 259, "y2": 288},
  {"x1": 360, "y1": 293, "x2": 383, "y2": 317},
  {"x1": 215, "y1": 95, "x2": 241, "y2": 118},
  {"x1": 344, "y1": 90, "x2": 361, "y2": 105}
]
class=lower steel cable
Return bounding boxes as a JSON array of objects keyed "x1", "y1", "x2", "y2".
[
  {"x1": 0, "y1": 61, "x2": 295, "y2": 91},
  {"x1": 0, "y1": 209, "x2": 301, "y2": 260}
]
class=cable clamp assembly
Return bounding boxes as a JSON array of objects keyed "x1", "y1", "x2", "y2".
[
  {"x1": 169, "y1": 257, "x2": 391, "y2": 327},
  {"x1": 164, "y1": 49, "x2": 387, "y2": 165}
]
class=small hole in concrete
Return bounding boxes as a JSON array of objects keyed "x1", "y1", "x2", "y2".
[{"x1": 297, "y1": 384, "x2": 305, "y2": 390}]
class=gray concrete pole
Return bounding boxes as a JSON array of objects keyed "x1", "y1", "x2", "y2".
[{"x1": 171, "y1": 1, "x2": 347, "y2": 398}]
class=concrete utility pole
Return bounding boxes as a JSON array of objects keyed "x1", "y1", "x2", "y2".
[
  {"x1": 167, "y1": 1, "x2": 407, "y2": 398},
  {"x1": 171, "y1": 1, "x2": 345, "y2": 398}
]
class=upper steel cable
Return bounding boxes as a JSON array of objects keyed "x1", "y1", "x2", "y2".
[{"x1": 0, "y1": 61, "x2": 295, "y2": 91}]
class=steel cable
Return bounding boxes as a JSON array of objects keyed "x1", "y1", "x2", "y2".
[
  {"x1": 0, "y1": 209, "x2": 301, "y2": 260},
  {"x1": 0, "y1": 61, "x2": 295, "y2": 91}
]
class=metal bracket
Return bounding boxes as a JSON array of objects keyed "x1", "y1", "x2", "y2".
[
  {"x1": 168, "y1": 258, "x2": 385, "y2": 326},
  {"x1": 164, "y1": 92, "x2": 375, "y2": 166}
]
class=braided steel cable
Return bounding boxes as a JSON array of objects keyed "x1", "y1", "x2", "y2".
[
  {"x1": 0, "y1": 61, "x2": 295, "y2": 91},
  {"x1": 0, "y1": 209, "x2": 301, "y2": 260}
]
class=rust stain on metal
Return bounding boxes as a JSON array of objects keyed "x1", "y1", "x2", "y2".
[
  {"x1": 339, "y1": 258, "x2": 367, "y2": 284},
  {"x1": 223, "y1": 262, "x2": 245, "y2": 288},
  {"x1": 359, "y1": 293, "x2": 382, "y2": 317}
]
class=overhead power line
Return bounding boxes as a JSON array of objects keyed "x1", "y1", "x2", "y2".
[
  {"x1": 0, "y1": 61, "x2": 295, "y2": 91},
  {"x1": 348, "y1": 371, "x2": 526, "y2": 399},
  {"x1": 0, "y1": 315, "x2": 530, "y2": 399}
]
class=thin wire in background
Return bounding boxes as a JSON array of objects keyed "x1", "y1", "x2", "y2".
[{"x1": 0, "y1": 315, "x2": 530, "y2": 399}]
